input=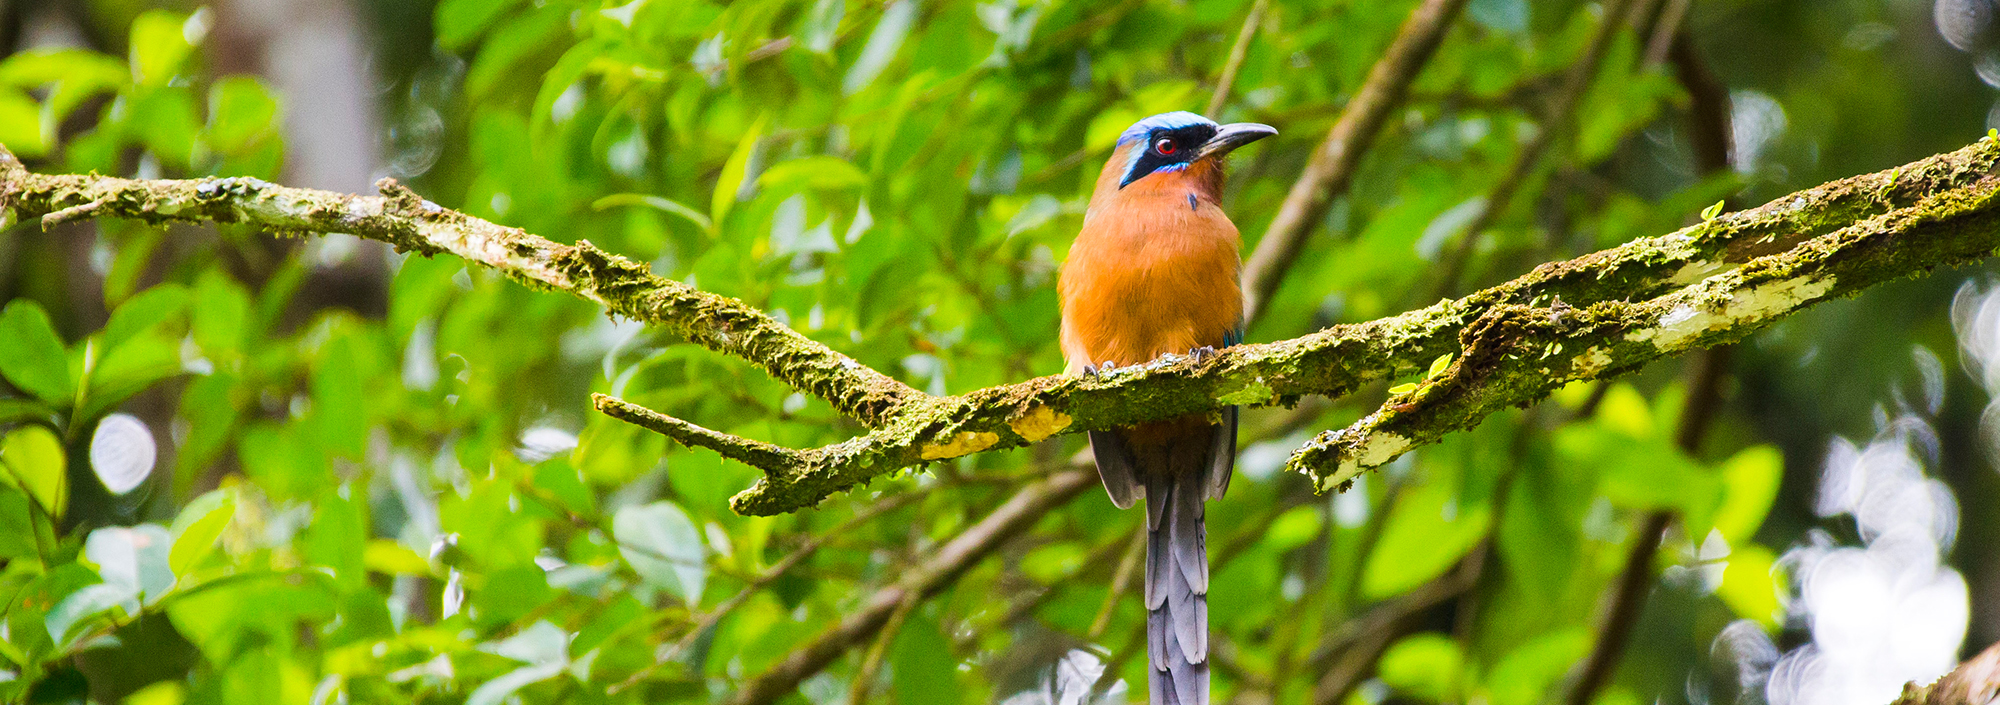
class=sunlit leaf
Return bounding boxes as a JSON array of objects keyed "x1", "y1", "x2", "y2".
[
  {"x1": 168, "y1": 489, "x2": 236, "y2": 576},
  {"x1": 1, "y1": 425, "x2": 67, "y2": 519},
  {"x1": 711, "y1": 113, "x2": 768, "y2": 227},
  {"x1": 1485, "y1": 628, "x2": 1591, "y2": 705},
  {"x1": 127, "y1": 10, "x2": 195, "y2": 87},
  {"x1": 1713, "y1": 445, "x2": 1782, "y2": 542},
  {"x1": 1363, "y1": 479, "x2": 1490, "y2": 600},
  {"x1": 843, "y1": 0, "x2": 916, "y2": 94},
  {"x1": 594, "y1": 193, "x2": 715, "y2": 234},
  {"x1": 1380, "y1": 632, "x2": 1463, "y2": 701}
]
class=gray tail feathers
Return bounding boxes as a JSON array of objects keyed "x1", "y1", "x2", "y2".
[
  {"x1": 1144, "y1": 472, "x2": 1208, "y2": 705},
  {"x1": 1086, "y1": 408, "x2": 1234, "y2": 705}
]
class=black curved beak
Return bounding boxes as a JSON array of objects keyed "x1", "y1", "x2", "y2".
[{"x1": 1194, "y1": 122, "x2": 1278, "y2": 162}]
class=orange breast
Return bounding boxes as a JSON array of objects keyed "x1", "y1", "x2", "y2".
[{"x1": 1058, "y1": 164, "x2": 1244, "y2": 374}]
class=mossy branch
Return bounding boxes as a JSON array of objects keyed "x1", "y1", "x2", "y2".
[{"x1": 5, "y1": 139, "x2": 2000, "y2": 515}]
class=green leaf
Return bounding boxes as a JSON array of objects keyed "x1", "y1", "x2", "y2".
[
  {"x1": 758, "y1": 156, "x2": 870, "y2": 194},
  {"x1": 711, "y1": 113, "x2": 769, "y2": 227},
  {"x1": 0, "y1": 300, "x2": 75, "y2": 404},
  {"x1": 1388, "y1": 382, "x2": 1419, "y2": 395},
  {"x1": 83, "y1": 331, "x2": 183, "y2": 421},
  {"x1": 1717, "y1": 544, "x2": 1781, "y2": 627},
  {"x1": 1427, "y1": 353, "x2": 1454, "y2": 378},
  {"x1": 312, "y1": 334, "x2": 368, "y2": 459},
  {"x1": 474, "y1": 563, "x2": 552, "y2": 629},
  {"x1": 1, "y1": 425, "x2": 67, "y2": 519},
  {"x1": 0, "y1": 483, "x2": 37, "y2": 559},
  {"x1": 45, "y1": 583, "x2": 133, "y2": 649},
  {"x1": 1021, "y1": 542, "x2": 1086, "y2": 585},
  {"x1": 613, "y1": 500, "x2": 707, "y2": 604},
  {"x1": 99, "y1": 284, "x2": 188, "y2": 357},
  {"x1": 1713, "y1": 445, "x2": 1782, "y2": 542},
  {"x1": 1379, "y1": 632, "x2": 1464, "y2": 701},
  {"x1": 435, "y1": 0, "x2": 530, "y2": 50},
  {"x1": 465, "y1": 662, "x2": 565, "y2": 705},
  {"x1": 891, "y1": 610, "x2": 960, "y2": 700},
  {"x1": 168, "y1": 489, "x2": 236, "y2": 576},
  {"x1": 204, "y1": 77, "x2": 279, "y2": 154},
  {"x1": 0, "y1": 49, "x2": 126, "y2": 121},
  {"x1": 844, "y1": 0, "x2": 916, "y2": 94},
  {"x1": 83, "y1": 525, "x2": 175, "y2": 605},
  {"x1": 593, "y1": 193, "x2": 715, "y2": 234},
  {"x1": 0, "y1": 89, "x2": 47, "y2": 158},
  {"x1": 192, "y1": 270, "x2": 252, "y2": 359},
  {"x1": 1262, "y1": 505, "x2": 1325, "y2": 552},
  {"x1": 128, "y1": 11, "x2": 195, "y2": 86},
  {"x1": 1363, "y1": 479, "x2": 1490, "y2": 599},
  {"x1": 363, "y1": 540, "x2": 433, "y2": 576},
  {"x1": 304, "y1": 489, "x2": 366, "y2": 587},
  {"x1": 1486, "y1": 628, "x2": 1592, "y2": 705},
  {"x1": 0, "y1": 398, "x2": 52, "y2": 426},
  {"x1": 128, "y1": 87, "x2": 202, "y2": 169},
  {"x1": 1702, "y1": 200, "x2": 1726, "y2": 221}
]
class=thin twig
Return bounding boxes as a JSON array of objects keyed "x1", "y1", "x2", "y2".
[
  {"x1": 1430, "y1": 0, "x2": 1655, "y2": 298},
  {"x1": 1643, "y1": 0, "x2": 1696, "y2": 67},
  {"x1": 727, "y1": 468, "x2": 1097, "y2": 705},
  {"x1": 1205, "y1": 0, "x2": 1270, "y2": 117},
  {"x1": 1241, "y1": 0, "x2": 1472, "y2": 323}
]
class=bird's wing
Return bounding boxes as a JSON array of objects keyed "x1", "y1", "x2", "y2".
[
  {"x1": 1089, "y1": 430, "x2": 1145, "y2": 510},
  {"x1": 1203, "y1": 406, "x2": 1237, "y2": 501}
]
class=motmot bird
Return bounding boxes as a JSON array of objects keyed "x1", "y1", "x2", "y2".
[{"x1": 1059, "y1": 112, "x2": 1275, "y2": 705}]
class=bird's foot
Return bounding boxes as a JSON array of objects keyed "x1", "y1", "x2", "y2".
[
  {"x1": 1082, "y1": 361, "x2": 1117, "y2": 378},
  {"x1": 1187, "y1": 346, "x2": 1219, "y2": 364}
]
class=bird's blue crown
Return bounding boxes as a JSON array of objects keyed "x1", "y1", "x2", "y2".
[
  {"x1": 1117, "y1": 111, "x2": 1217, "y2": 145},
  {"x1": 1118, "y1": 111, "x2": 1218, "y2": 187}
]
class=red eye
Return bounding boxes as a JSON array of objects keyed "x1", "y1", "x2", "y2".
[{"x1": 1154, "y1": 137, "x2": 1177, "y2": 155}]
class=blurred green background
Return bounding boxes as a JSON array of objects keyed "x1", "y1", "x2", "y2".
[{"x1": 0, "y1": 0, "x2": 1995, "y2": 703}]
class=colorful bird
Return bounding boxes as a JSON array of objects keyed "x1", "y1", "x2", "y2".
[{"x1": 1059, "y1": 111, "x2": 1275, "y2": 705}]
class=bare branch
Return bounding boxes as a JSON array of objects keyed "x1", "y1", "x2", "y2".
[{"x1": 1241, "y1": 0, "x2": 1472, "y2": 322}]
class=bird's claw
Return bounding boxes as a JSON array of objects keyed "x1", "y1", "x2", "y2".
[
  {"x1": 1082, "y1": 361, "x2": 1116, "y2": 378},
  {"x1": 1187, "y1": 346, "x2": 1219, "y2": 364}
]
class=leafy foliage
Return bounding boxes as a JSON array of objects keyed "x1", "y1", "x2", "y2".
[{"x1": 0, "y1": 0, "x2": 1990, "y2": 704}]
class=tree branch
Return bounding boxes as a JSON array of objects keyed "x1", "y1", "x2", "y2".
[
  {"x1": 0, "y1": 148, "x2": 922, "y2": 428},
  {"x1": 7, "y1": 137, "x2": 2000, "y2": 514},
  {"x1": 1240, "y1": 0, "x2": 1471, "y2": 322},
  {"x1": 1894, "y1": 640, "x2": 2000, "y2": 705},
  {"x1": 1289, "y1": 148, "x2": 2000, "y2": 489}
]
